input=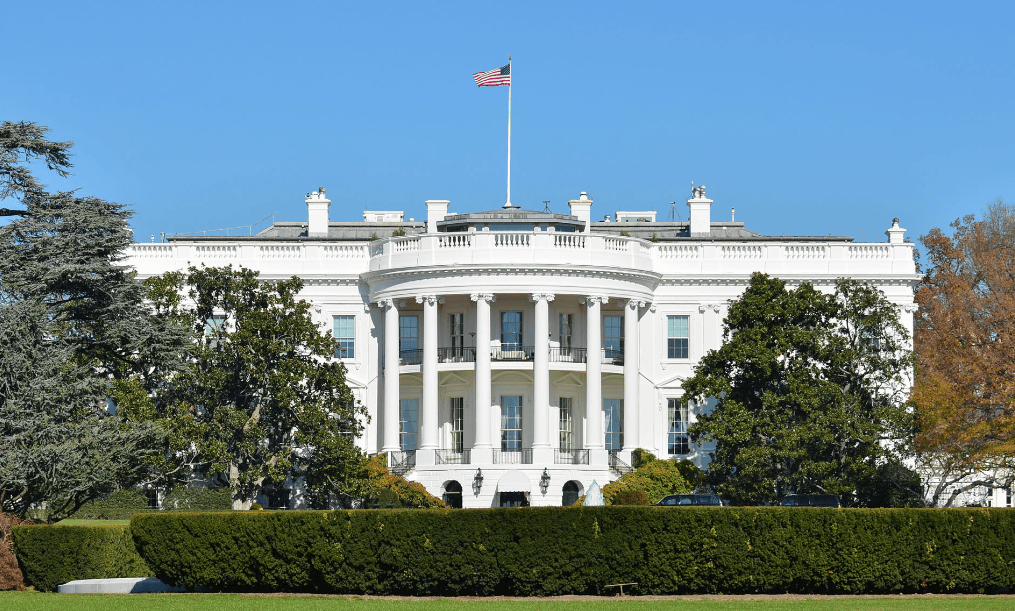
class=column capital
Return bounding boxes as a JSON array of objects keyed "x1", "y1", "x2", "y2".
[
  {"x1": 470, "y1": 293, "x2": 496, "y2": 303},
  {"x1": 529, "y1": 293, "x2": 556, "y2": 303},
  {"x1": 376, "y1": 298, "x2": 395, "y2": 309},
  {"x1": 415, "y1": 294, "x2": 445, "y2": 306},
  {"x1": 580, "y1": 295, "x2": 609, "y2": 306},
  {"x1": 698, "y1": 303, "x2": 721, "y2": 313},
  {"x1": 625, "y1": 299, "x2": 649, "y2": 310},
  {"x1": 903, "y1": 303, "x2": 919, "y2": 313}
]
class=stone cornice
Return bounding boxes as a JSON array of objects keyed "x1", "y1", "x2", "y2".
[
  {"x1": 657, "y1": 274, "x2": 922, "y2": 288},
  {"x1": 362, "y1": 265, "x2": 662, "y2": 287}
]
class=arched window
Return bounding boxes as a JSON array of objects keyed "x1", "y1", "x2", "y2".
[
  {"x1": 443, "y1": 480, "x2": 463, "y2": 509},
  {"x1": 562, "y1": 480, "x2": 582, "y2": 507}
]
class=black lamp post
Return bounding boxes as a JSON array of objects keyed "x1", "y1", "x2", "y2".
[
  {"x1": 539, "y1": 468, "x2": 550, "y2": 495},
  {"x1": 472, "y1": 468, "x2": 483, "y2": 495}
]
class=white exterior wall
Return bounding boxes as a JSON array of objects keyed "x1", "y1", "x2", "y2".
[{"x1": 128, "y1": 223, "x2": 919, "y2": 508}]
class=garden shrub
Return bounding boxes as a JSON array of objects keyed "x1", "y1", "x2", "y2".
[
  {"x1": 72, "y1": 489, "x2": 151, "y2": 520},
  {"x1": 366, "y1": 454, "x2": 445, "y2": 508},
  {"x1": 1, "y1": 513, "x2": 31, "y2": 590},
  {"x1": 131, "y1": 507, "x2": 1015, "y2": 595},
  {"x1": 163, "y1": 485, "x2": 232, "y2": 512},
  {"x1": 603, "y1": 452, "x2": 693, "y2": 505},
  {"x1": 11, "y1": 524, "x2": 150, "y2": 592}
]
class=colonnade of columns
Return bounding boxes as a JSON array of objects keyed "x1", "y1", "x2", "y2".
[{"x1": 377, "y1": 293, "x2": 648, "y2": 466}]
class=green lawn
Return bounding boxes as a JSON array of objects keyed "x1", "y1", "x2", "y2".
[
  {"x1": 49, "y1": 520, "x2": 130, "y2": 527},
  {"x1": 3, "y1": 592, "x2": 1015, "y2": 611}
]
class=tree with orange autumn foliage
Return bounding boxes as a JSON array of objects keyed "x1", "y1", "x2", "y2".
[{"x1": 913, "y1": 200, "x2": 1015, "y2": 507}]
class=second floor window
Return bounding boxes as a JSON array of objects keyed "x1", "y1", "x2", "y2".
[
  {"x1": 667, "y1": 315, "x2": 689, "y2": 359},
  {"x1": 333, "y1": 315, "x2": 355, "y2": 359},
  {"x1": 399, "y1": 315, "x2": 418, "y2": 358},
  {"x1": 559, "y1": 313, "x2": 573, "y2": 349},
  {"x1": 205, "y1": 315, "x2": 226, "y2": 349},
  {"x1": 450, "y1": 313, "x2": 464, "y2": 356},
  {"x1": 501, "y1": 311, "x2": 522, "y2": 351},
  {"x1": 604, "y1": 315, "x2": 623, "y2": 359}
]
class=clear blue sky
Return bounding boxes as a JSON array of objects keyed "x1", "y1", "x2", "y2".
[{"x1": 4, "y1": 1, "x2": 1014, "y2": 246}]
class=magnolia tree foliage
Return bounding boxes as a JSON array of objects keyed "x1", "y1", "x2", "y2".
[
  {"x1": 0, "y1": 122, "x2": 185, "y2": 521},
  {"x1": 912, "y1": 201, "x2": 1015, "y2": 507},
  {"x1": 684, "y1": 273, "x2": 918, "y2": 507},
  {"x1": 127, "y1": 266, "x2": 369, "y2": 509}
]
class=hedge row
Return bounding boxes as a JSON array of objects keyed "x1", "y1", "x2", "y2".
[
  {"x1": 73, "y1": 487, "x2": 233, "y2": 520},
  {"x1": 11, "y1": 525, "x2": 150, "y2": 592},
  {"x1": 131, "y1": 507, "x2": 1015, "y2": 595}
]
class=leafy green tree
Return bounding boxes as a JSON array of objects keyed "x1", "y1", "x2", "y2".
[
  {"x1": 685, "y1": 273, "x2": 915, "y2": 507},
  {"x1": 135, "y1": 265, "x2": 368, "y2": 509},
  {"x1": 0, "y1": 122, "x2": 186, "y2": 521}
]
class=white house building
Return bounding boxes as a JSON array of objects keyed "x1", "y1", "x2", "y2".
[{"x1": 127, "y1": 186, "x2": 919, "y2": 508}]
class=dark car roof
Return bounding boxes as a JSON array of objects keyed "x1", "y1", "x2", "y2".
[{"x1": 656, "y1": 494, "x2": 723, "y2": 506}]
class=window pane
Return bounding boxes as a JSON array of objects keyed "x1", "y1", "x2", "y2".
[
  {"x1": 604, "y1": 315, "x2": 623, "y2": 358},
  {"x1": 451, "y1": 397, "x2": 464, "y2": 453},
  {"x1": 501, "y1": 395, "x2": 522, "y2": 451},
  {"x1": 668, "y1": 398, "x2": 689, "y2": 455},
  {"x1": 501, "y1": 312, "x2": 522, "y2": 351},
  {"x1": 334, "y1": 315, "x2": 355, "y2": 359},
  {"x1": 400, "y1": 399, "x2": 418, "y2": 451},
  {"x1": 400, "y1": 316, "x2": 418, "y2": 356},
  {"x1": 559, "y1": 397, "x2": 573, "y2": 452},
  {"x1": 667, "y1": 315, "x2": 689, "y2": 359},
  {"x1": 605, "y1": 399, "x2": 623, "y2": 451}
]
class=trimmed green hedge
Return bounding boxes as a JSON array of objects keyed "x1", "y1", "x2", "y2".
[
  {"x1": 11, "y1": 525, "x2": 150, "y2": 592},
  {"x1": 131, "y1": 507, "x2": 1015, "y2": 595}
]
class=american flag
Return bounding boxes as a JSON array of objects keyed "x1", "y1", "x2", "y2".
[{"x1": 473, "y1": 64, "x2": 510, "y2": 87}]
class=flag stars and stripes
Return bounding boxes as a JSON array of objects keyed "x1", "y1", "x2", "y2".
[{"x1": 473, "y1": 64, "x2": 511, "y2": 87}]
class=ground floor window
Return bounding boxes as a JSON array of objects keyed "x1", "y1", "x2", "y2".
[
  {"x1": 501, "y1": 395, "x2": 522, "y2": 451},
  {"x1": 562, "y1": 481, "x2": 581, "y2": 506},
  {"x1": 144, "y1": 489, "x2": 159, "y2": 510},
  {"x1": 443, "y1": 481, "x2": 463, "y2": 508},
  {"x1": 499, "y1": 491, "x2": 528, "y2": 507},
  {"x1": 604, "y1": 399, "x2": 623, "y2": 451},
  {"x1": 400, "y1": 398, "x2": 418, "y2": 451},
  {"x1": 559, "y1": 397, "x2": 573, "y2": 452},
  {"x1": 450, "y1": 397, "x2": 464, "y2": 453},
  {"x1": 668, "y1": 398, "x2": 690, "y2": 455},
  {"x1": 265, "y1": 486, "x2": 290, "y2": 510}
]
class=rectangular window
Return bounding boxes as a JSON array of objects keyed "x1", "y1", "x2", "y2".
[
  {"x1": 501, "y1": 312, "x2": 522, "y2": 351},
  {"x1": 668, "y1": 399, "x2": 690, "y2": 455},
  {"x1": 333, "y1": 315, "x2": 355, "y2": 359},
  {"x1": 501, "y1": 395, "x2": 522, "y2": 451},
  {"x1": 559, "y1": 397, "x2": 573, "y2": 452},
  {"x1": 667, "y1": 315, "x2": 689, "y2": 359},
  {"x1": 399, "y1": 399, "x2": 418, "y2": 451},
  {"x1": 604, "y1": 399, "x2": 623, "y2": 451},
  {"x1": 399, "y1": 315, "x2": 418, "y2": 359},
  {"x1": 559, "y1": 313, "x2": 574, "y2": 361},
  {"x1": 450, "y1": 397, "x2": 464, "y2": 453},
  {"x1": 604, "y1": 315, "x2": 623, "y2": 360},
  {"x1": 205, "y1": 315, "x2": 226, "y2": 349},
  {"x1": 450, "y1": 313, "x2": 465, "y2": 357}
]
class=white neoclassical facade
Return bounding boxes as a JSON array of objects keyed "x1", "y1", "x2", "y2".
[{"x1": 127, "y1": 187, "x2": 919, "y2": 508}]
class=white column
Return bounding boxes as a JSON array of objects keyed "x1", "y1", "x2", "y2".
[
  {"x1": 471, "y1": 293, "x2": 495, "y2": 463},
  {"x1": 584, "y1": 295, "x2": 607, "y2": 465},
  {"x1": 417, "y1": 295, "x2": 441, "y2": 466},
  {"x1": 622, "y1": 299, "x2": 643, "y2": 456},
  {"x1": 380, "y1": 298, "x2": 400, "y2": 453},
  {"x1": 530, "y1": 293, "x2": 554, "y2": 463}
]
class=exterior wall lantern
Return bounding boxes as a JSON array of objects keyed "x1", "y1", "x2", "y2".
[
  {"x1": 539, "y1": 468, "x2": 551, "y2": 495},
  {"x1": 472, "y1": 468, "x2": 483, "y2": 495}
]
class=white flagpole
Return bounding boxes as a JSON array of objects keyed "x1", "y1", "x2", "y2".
[{"x1": 505, "y1": 55, "x2": 512, "y2": 208}]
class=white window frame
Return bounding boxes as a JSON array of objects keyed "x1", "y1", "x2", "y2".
[
  {"x1": 558, "y1": 396, "x2": 573, "y2": 452},
  {"x1": 500, "y1": 395, "x2": 523, "y2": 452},
  {"x1": 666, "y1": 314, "x2": 691, "y2": 360},
  {"x1": 333, "y1": 314, "x2": 356, "y2": 359},
  {"x1": 399, "y1": 398, "x2": 418, "y2": 451},
  {"x1": 450, "y1": 397, "x2": 464, "y2": 453},
  {"x1": 667, "y1": 398, "x2": 690, "y2": 456}
]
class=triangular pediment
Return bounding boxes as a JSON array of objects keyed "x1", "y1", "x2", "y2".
[
  {"x1": 440, "y1": 372, "x2": 471, "y2": 387},
  {"x1": 656, "y1": 373, "x2": 687, "y2": 389},
  {"x1": 552, "y1": 372, "x2": 584, "y2": 387}
]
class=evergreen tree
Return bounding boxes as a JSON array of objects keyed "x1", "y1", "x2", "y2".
[
  {"x1": 684, "y1": 273, "x2": 916, "y2": 507},
  {"x1": 0, "y1": 122, "x2": 186, "y2": 521}
]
